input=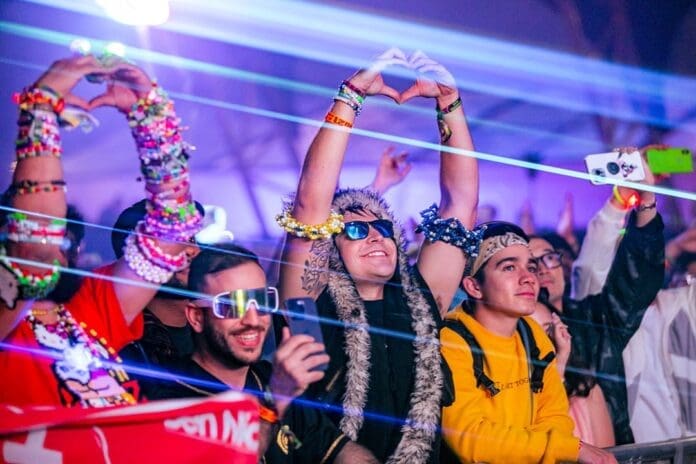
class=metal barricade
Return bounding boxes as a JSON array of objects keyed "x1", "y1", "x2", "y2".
[{"x1": 609, "y1": 437, "x2": 696, "y2": 464}]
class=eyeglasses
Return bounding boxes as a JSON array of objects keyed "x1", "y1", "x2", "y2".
[
  {"x1": 343, "y1": 219, "x2": 394, "y2": 241},
  {"x1": 192, "y1": 287, "x2": 278, "y2": 319},
  {"x1": 531, "y1": 251, "x2": 563, "y2": 270}
]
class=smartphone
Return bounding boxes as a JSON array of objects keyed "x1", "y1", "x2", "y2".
[
  {"x1": 584, "y1": 150, "x2": 645, "y2": 185},
  {"x1": 285, "y1": 297, "x2": 328, "y2": 371},
  {"x1": 646, "y1": 148, "x2": 693, "y2": 174}
]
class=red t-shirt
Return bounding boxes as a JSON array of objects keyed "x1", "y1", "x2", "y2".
[{"x1": 0, "y1": 264, "x2": 144, "y2": 407}]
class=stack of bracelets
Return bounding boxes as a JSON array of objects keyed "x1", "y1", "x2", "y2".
[
  {"x1": 0, "y1": 87, "x2": 67, "y2": 308},
  {"x1": 334, "y1": 80, "x2": 365, "y2": 115},
  {"x1": 122, "y1": 83, "x2": 202, "y2": 283},
  {"x1": 14, "y1": 86, "x2": 64, "y2": 160},
  {"x1": 6, "y1": 213, "x2": 67, "y2": 247},
  {"x1": 436, "y1": 97, "x2": 462, "y2": 144}
]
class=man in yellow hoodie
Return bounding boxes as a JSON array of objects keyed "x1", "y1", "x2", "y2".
[{"x1": 441, "y1": 221, "x2": 617, "y2": 464}]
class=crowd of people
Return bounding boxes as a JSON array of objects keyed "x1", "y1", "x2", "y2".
[{"x1": 0, "y1": 49, "x2": 694, "y2": 464}]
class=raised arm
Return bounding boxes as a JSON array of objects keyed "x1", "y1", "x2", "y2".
[
  {"x1": 89, "y1": 62, "x2": 201, "y2": 324},
  {"x1": 367, "y1": 146, "x2": 411, "y2": 195},
  {"x1": 278, "y1": 49, "x2": 406, "y2": 302},
  {"x1": 0, "y1": 56, "x2": 105, "y2": 340},
  {"x1": 571, "y1": 146, "x2": 662, "y2": 314},
  {"x1": 402, "y1": 52, "x2": 479, "y2": 316}
]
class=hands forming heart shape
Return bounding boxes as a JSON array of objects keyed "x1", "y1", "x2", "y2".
[
  {"x1": 347, "y1": 48, "x2": 459, "y2": 106},
  {"x1": 33, "y1": 54, "x2": 153, "y2": 114},
  {"x1": 35, "y1": 48, "x2": 455, "y2": 116}
]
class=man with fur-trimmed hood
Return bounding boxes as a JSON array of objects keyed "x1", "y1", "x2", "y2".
[{"x1": 278, "y1": 49, "x2": 479, "y2": 463}]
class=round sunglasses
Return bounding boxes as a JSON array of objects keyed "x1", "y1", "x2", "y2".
[{"x1": 343, "y1": 219, "x2": 394, "y2": 241}]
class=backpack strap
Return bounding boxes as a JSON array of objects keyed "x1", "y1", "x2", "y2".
[
  {"x1": 444, "y1": 320, "x2": 500, "y2": 397},
  {"x1": 517, "y1": 318, "x2": 556, "y2": 393}
]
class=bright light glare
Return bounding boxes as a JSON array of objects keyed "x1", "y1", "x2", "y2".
[
  {"x1": 104, "y1": 41, "x2": 126, "y2": 57},
  {"x1": 96, "y1": 0, "x2": 170, "y2": 26},
  {"x1": 69, "y1": 38, "x2": 91, "y2": 55}
]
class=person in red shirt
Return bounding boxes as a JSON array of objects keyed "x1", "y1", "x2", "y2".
[{"x1": 0, "y1": 55, "x2": 200, "y2": 407}]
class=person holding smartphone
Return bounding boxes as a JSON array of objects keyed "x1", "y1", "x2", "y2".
[
  {"x1": 148, "y1": 243, "x2": 378, "y2": 464},
  {"x1": 277, "y1": 49, "x2": 479, "y2": 463}
]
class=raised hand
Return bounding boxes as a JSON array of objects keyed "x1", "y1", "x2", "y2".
[
  {"x1": 614, "y1": 145, "x2": 668, "y2": 201},
  {"x1": 345, "y1": 48, "x2": 409, "y2": 103},
  {"x1": 33, "y1": 55, "x2": 107, "y2": 109},
  {"x1": 370, "y1": 146, "x2": 412, "y2": 194},
  {"x1": 400, "y1": 50, "x2": 458, "y2": 106},
  {"x1": 88, "y1": 61, "x2": 154, "y2": 113},
  {"x1": 268, "y1": 327, "x2": 330, "y2": 417},
  {"x1": 550, "y1": 312, "x2": 571, "y2": 374}
]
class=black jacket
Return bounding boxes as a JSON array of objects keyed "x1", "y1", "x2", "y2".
[{"x1": 562, "y1": 211, "x2": 664, "y2": 445}]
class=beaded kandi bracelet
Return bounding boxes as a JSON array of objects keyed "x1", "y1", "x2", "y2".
[
  {"x1": 276, "y1": 207, "x2": 345, "y2": 240},
  {"x1": 123, "y1": 233, "x2": 174, "y2": 284},
  {"x1": 0, "y1": 253, "x2": 61, "y2": 300},
  {"x1": 334, "y1": 81, "x2": 365, "y2": 115},
  {"x1": 416, "y1": 204, "x2": 485, "y2": 257},
  {"x1": 7, "y1": 179, "x2": 67, "y2": 196},
  {"x1": 134, "y1": 221, "x2": 190, "y2": 272},
  {"x1": 15, "y1": 110, "x2": 62, "y2": 159}
]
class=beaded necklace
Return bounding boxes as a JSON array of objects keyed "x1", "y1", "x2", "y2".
[{"x1": 25, "y1": 305, "x2": 135, "y2": 407}]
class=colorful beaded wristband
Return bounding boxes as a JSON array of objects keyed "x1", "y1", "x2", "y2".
[
  {"x1": 342, "y1": 80, "x2": 367, "y2": 98},
  {"x1": 334, "y1": 82, "x2": 365, "y2": 115},
  {"x1": 276, "y1": 207, "x2": 345, "y2": 240},
  {"x1": 128, "y1": 84, "x2": 193, "y2": 185},
  {"x1": 15, "y1": 110, "x2": 62, "y2": 159},
  {"x1": 13, "y1": 86, "x2": 65, "y2": 116},
  {"x1": 0, "y1": 254, "x2": 61, "y2": 300},
  {"x1": 135, "y1": 221, "x2": 190, "y2": 272},
  {"x1": 7, "y1": 179, "x2": 66, "y2": 196},
  {"x1": 123, "y1": 233, "x2": 174, "y2": 284},
  {"x1": 416, "y1": 204, "x2": 484, "y2": 257}
]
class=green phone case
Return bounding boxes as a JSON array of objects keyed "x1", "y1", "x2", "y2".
[{"x1": 646, "y1": 148, "x2": 693, "y2": 174}]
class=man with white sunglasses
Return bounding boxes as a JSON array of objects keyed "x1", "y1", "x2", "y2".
[{"x1": 149, "y1": 243, "x2": 378, "y2": 463}]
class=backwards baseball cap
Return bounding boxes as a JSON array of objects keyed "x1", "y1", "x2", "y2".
[
  {"x1": 111, "y1": 199, "x2": 205, "y2": 259},
  {"x1": 465, "y1": 221, "x2": 530, "y2": 277}
]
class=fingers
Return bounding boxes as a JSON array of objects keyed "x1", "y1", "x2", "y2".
[
  {"x1": 281, "y1": 326, "x2": 291, "y2": 343},
  {"x1": 369, "y1": 47, "x2": 409, "y2": 73},
  {"x1": 63, "y1": 93, "x2": 91, "y2": 111},
  {"x1": 399, "y1": 83, "x2": 421, "y2": 104},
  {"x1": 275, "y1": 333, "x2": 318, "y2": 360},
  {"x1": 88, "y1": 92, "x2": 116, "y2": 111},
  {"x1": 376, "y1": 83, "x2": 400, "y2": 103},
  {"x1": 414, "y1": 64, "x2": 457, "y2": 87},
  {"x1": 400, "y1": 161, "x2": 413, "y2": 178},
  {"x1": 381, "y1": 146, "x2": 396, "y2": 160}
]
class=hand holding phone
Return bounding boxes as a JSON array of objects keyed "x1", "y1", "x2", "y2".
[
  {"x1": 284, "y1": 298, "x2": 329, "y2": 372},
  {"x1": 585, "y1": 150, "x2": 646, "y2": 185}
]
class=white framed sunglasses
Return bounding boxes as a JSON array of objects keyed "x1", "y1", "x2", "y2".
[{"x1": 192, "y1": 287, "x2": 279, "y2": 319}]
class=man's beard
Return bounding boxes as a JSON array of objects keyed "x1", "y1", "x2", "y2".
[{"x1": 200, "y1": 315, "x2": 252, "y2": 370}]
